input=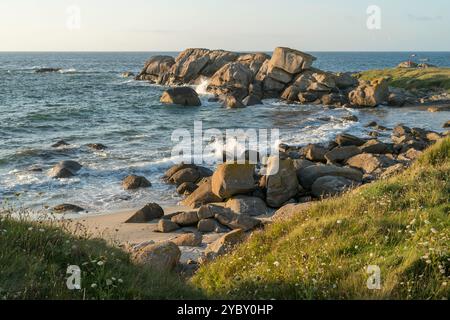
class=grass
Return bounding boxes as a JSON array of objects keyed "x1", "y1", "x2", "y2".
[
  {"x1": 1, "y1": 138, "x2": 449, "y2": 300},
  {"x1": 357, "y1": 67, "x2": 450, "y2": 94},
  {"x1": 191, "y1": 137, "x2": 450, "y2": 300},
  {"x1": 0, "y1": 213, "x2": 203, "y2": 300}
]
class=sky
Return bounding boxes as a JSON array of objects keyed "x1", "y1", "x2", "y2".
[{"x1": 0, "y1": 0, "x2": 449, "y2": 51}]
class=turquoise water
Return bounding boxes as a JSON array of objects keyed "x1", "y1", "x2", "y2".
[{"x1": 1, "y1": 52, "x2": 449, "y2": 214}]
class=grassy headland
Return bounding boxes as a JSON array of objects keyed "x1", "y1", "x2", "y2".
[
  {"x1": 192, "y1": 137, "x2": 450, "y2": 300},
  {"x1": 357, "y1": 67, "x2": 450, "y2": 93}
]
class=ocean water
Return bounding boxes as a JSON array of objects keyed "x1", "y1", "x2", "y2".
[{"x1": 0, "y1": 51, "x2": 449, "y2": 215}]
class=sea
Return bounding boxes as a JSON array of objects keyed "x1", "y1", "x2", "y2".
[{"x1": 1, "y1": 51, "x2": 449, "y2": 214}]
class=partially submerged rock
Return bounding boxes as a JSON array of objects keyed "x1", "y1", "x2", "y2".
[
  {"x1": 53, "y1": 204, "x2": 85, "y2": 213},
  {"x1": 122, "y1": 175, "x2": 151, "y2": 190},
  {"x1": 49, "y1": 160, "x2": 82, "y2": 179},
  {"x1": 160, "y1": 87, "x2": 201, "y2": 106}
]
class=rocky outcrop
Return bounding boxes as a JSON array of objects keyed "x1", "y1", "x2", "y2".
[
  {"x1": 135, "y1": 55, "x2": 175, "y2": 82},
  {"x1": 160, "y1": 87, "x2": 201, "y2": 106},
  {"x1": 156, "y1": 219, "x2": 180, "y2": 233},
  {"x1": 208, "y1": 62, "x2": 254, "y2": 99},
  {"x1": 348, "y1": 78, "x2": 389, "y2": 107},
  {"x1": 136, "y1": 47, "x2": 363, "y2": 107}
]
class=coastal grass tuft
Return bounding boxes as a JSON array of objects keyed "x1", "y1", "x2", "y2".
[
  {"x1": 357, "y1": 67, "x2": 450, "y2": 93},
  {"x1": 0, "y1": 212, "x2": 203, "y2": 300},
  {"x1": 192, "y1": 137, "x2": 450, "y2": 300}
]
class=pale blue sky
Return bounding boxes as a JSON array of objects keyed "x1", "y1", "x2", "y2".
[{"x1": 0, "y1": 0, "x2": 449, "y2": 51}]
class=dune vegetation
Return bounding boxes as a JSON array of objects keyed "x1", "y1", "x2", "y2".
[
  {"x1": 0, "y1": 212, "x2": 203, "y2": 300},
  {"x1": 357, "y1": 67, "x2": 450, "y2": 93}
]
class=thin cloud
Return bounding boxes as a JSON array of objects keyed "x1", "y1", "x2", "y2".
[{"x1": 408, "y1": 14, "x2": 443, "y2": 21}]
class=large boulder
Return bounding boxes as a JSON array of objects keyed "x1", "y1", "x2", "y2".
[
  {"x1": 359, "y1": 140, "x2": 389, "y2": 154},
  {"x1": 160, "y1": 87, "x2": 201, "y2": 106},
  {"x1": 334, "y1": 72, "x2": 358, "y2": 89},
  {"x1": 169, "y1": 49, "x2": 240, "y2": 84},
  {"x1": 197, "y1": 203, "x2": 229, "y2": 220},
  {"x1": 125, "y1": 203, "x2": 164, "y2": 223},
  {"x1": 237, "y1": 53, "x2": 270, "y2": 77},
  {"x1": 171, "y1": 211, "x2": 200, "y2": 226},
  {"x1": 311, "y1": 176, "x2": 359, "y2": 198},
  {"x1": 265, "y1": 157, "x2": 300, "y2": 207},
  {"x1": 172, "y1": 232, "x2": 203, "y2": 247},
  {"x1": 170, "y1": 48, "x2": 211, "y2": 83},
  {"x1": 208, "y1": 62, "x2": 254, "y2": 98},
  {"x1": 348, "y1": 79, "x2": 389, "y2": 107},
  {"x1": 298, "y1": 164, "x2": 363, "y2": 190},
  {"x1": 122, "y1": 175, "x2": 151, "y2": 190},
  {"x1": 325, "y1": 146, "x2": 362, "y2": 163},
  {"x1": 136, "y1": 55, "x2": 175, "y2": 82},
  {"x1": 211, "y1": 164, "x2": 256, "y2": 199},
  {"x1": 346, "y1": 153, "x2": 395, "y2": 174},
  {"x1": 335, "y1": 133, "x2": 366, "y2": 147},
  {"x1": 268, "y1": 47, "x2": 316, "y2": 74},
  {"x1": 168, "y1": 167, "x2": 200, "y2": 185},
  {"x1": 133, "y1": 242, "x2": 181, "y2": 271},
  {"x1": 304, "y1": 144, "x2": 327, "y2": 163},
  {"x1": 225, "y1": 195, "x2": 269, "y2": 216},
  {"x1": 156, "y1": 219, "x2": 180, "y2": 233},
  {"x1": 181, "y1": 178, "x2": 223, "y2": 208},
  {"x1": 204, "y1": 229, "x2": 247, "y2": 260},
  {"x1": 215, "y1": 210, "x2": 260, "y2": 231}
]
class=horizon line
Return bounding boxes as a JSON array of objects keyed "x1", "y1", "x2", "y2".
[{"x1": 1, "y1": 50, "x2": 450, "y2": 53}]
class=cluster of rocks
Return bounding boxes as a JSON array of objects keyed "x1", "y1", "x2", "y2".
[
  {"x1": 397, "y1": 61, "x2": 437, "y2": 69},
  {"x1": 127, "y1": 124, "x2": 447, "y2": 271},
  {"x1": 135, "y1": 47, "x2": 411, "y2": 108}
]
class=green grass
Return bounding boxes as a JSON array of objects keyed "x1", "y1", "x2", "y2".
[
  {"x1": 0, "y1": 213, "x2": 203, "y2": 300},
  {"x1": 357, "y1": 67, "x2": 450, "y2": 94},
  {"x1": 192, "y1": 138, "x2": 450, "y2": 300}
]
